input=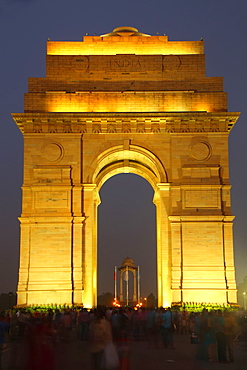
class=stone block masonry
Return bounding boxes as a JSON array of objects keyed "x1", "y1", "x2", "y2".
[{"x1": 12, "y1": 26, "x2": 240, "y2": 308}]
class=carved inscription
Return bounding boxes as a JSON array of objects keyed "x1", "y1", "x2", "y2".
[
  {"x1": 110, "y1": 58, "x2": 142, "y2": 70},
  {"x1": 85, "y1": 55, "x2": 163, "y2": 72}
]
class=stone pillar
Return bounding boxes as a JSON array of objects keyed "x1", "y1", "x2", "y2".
[
  {"x1": 154, "y1": 183, "x2": 170, "y2": 307},
  {"x1": 223, "y1": 217, "x2": 237, "y2": 303},
  {"x1": 17, "y1": 218, "x2": 30, "y2": 305},
  {"x1": 72, "y1": 216, "x2": 85, "y2": 305},
  {"x1": 82, "y1": 184, "x2": 99, "y2": 308},
  {"x1": 169, "y1": 217, "x2": 183, "y2": 303}
]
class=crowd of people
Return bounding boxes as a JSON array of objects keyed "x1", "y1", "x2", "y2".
[{"x1": 0, "y1": 306, "x2": 245, "y2": 369}]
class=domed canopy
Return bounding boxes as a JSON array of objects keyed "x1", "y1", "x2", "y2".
[
  {"x1": 121, "y1": 256, "x2": 136, "y2": 268},
  {"x1": 101, "y1": 26, "x2": 150, "y2": 37}
]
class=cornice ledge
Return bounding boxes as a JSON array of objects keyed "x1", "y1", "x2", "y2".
[
  {"x1": 168, "y1": 215, "x2": 234, "y2": 222},
  {"x1": 12, "y1": 112, "x2": 240, "y2": 134}
]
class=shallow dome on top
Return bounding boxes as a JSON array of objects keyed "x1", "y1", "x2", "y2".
[
  {"x1": 101, "y1": 26, "x2": 150, "y2": 37},
  {"x1": 121, "y1": 257, "x2": 136, "y2": 268},
  {"x1": 113, "y1": 26, "x2": 138, "y2": 33}
]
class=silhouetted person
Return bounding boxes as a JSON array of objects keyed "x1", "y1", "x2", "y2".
[
  {"x1": 89, "y1": 310, "x2": 112, "y2": 370},
  {"x1": 0, "y1": 313, "x2": 9, "y2": 370},
  {"x1": 214, "y1": 310, "x2": 228, "y2": 363}
]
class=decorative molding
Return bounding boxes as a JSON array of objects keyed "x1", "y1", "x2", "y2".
[
  {"x1": 107, "y1": 124, "x2": 117, "y2": 133},
  {"x1": 122, "y1": 123, "x2": 131, "y2": 133},
  {"x1": 48, "y1": 124, "x2": 57, "y2": 133},
  {"x1": 190, "y1": 141, "x2": 211, "y2": 161},
  {"x1": 210, "y1": 121, "x2": 219, "y2": 132},
  {"x1": 166, "y1": 123, "x2": 174, "y2": 133},
  {"x1": 92, "y1": 124, "x2": 101, "y2": 133},
  {"x1": 33, "y1": 124, "x2": 42, "y2": 133},
  {"x1": 151, "y1": 123, "x2": 160, "y2": 133},
  {"x1": 136, "y1": 123, "x2": 146, "y2": 133},
  {"x1": 181, "y1": 122, "x2": 190, "y2": 132},
  {"x1": 63, "y1": 124, "x2": 72, "y2": 133},
  {"x1": 12, "y1": 112, "x2": 240, "y2": 134},
  {"x1": 163, "y1": 55, "x2": 181, "y2": 72}
]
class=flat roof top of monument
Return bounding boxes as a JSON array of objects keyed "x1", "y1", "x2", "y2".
[{"x1": 47, "y1": 26, "x2": 204, "y2": 55}]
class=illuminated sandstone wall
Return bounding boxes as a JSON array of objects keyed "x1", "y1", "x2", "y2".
[{"x1": 13, "y1": 27, "x2": 239, "y2": 307}]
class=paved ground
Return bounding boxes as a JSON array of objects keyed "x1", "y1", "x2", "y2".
[{"x1": 1, "y1": 329, "x2": 247, "y2": 369}]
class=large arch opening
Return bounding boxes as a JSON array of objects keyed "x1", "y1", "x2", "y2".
[
  {"x1": 97, "y1": 173, "x2": 157, "y2": 305},
  {"x1": 88, "y1": 144, "x2": 171, "y2": 308}
]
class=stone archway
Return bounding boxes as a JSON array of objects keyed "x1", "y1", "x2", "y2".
[
  {"x1": 13, "y1": 26, "x2": 239, "y2": 308},
  {"x1": 84, "y1": 143, "x2": 170, "y2": 308}
]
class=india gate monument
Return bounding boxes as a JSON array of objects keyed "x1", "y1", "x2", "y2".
[{"x1": 12, "y1": 26, "x2": 240, "y2": 308}]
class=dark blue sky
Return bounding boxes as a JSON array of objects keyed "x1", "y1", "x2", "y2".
[{"x1": 0, "y1": 0, "x2": 246, "y2": 298}]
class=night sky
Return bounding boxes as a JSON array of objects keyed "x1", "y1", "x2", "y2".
[{"x1": 0, "y1": 0, "x2": 247, "y2": 300}]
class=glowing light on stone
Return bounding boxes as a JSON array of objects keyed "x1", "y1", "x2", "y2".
[{"x1": 13, "y1": 27, "x2": 239, "y2": 308}]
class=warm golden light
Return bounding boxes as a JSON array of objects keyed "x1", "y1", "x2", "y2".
[
  {"x1": 40, "y1": 92, "x2": 224, "y2": 113},
  {"x1": 47, "y1": 39, "x2": 203, "y2": 56},
  {"x1": 113, "y1": 298, "x2": 121, "y2": 307},
  {"x1": 135, "y1": 302, "x2": 143, "y2": 308},
  {"x1": 14, "y1": 27, "x2": 239, "y2": 308}
]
